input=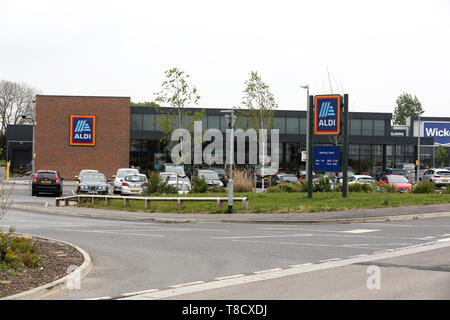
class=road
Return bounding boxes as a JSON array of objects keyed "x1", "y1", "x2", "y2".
[{"x1": 1, "y1": 182, "x2": 449, "y2": 300}]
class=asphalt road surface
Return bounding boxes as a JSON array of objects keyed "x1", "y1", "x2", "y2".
[{"x1": 1, "y1": 206, "x2": 449, "y2": 300}]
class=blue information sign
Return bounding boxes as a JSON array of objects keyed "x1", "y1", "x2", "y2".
[
  {"x1": 314, "y1": 95, "x2": 340, "y2": 135},
  {"x1": 423, "y1": 122, "x2": 450, "y2": 146},
  {"x1": 314, "y1": 146, "x2": 340, "y2": 172}
]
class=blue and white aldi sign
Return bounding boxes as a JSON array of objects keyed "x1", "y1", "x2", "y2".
[
  {"x1": 70, "y1": 115, "x2": 96, "y2": 146},
  {"x1": 314, "y1": 95, "x2": 340, "y2": 135},
  {"x1": 424, "y1": 122, "x2": 450, "y2": 146}
]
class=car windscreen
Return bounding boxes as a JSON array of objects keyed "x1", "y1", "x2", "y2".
[
  {"x1": 37, "y1": 172, "x2": 56, "y2": 180},
  {"x1": 213, "y1": 168, "x2": 225, "y2": 174},
  {"x1": 117, "y1": 169, "x2": 138, "y2": 178},
  {"x1": 124, "y1": 175, "x2": 146, "y2": 182},
  {"x1": 165, "y1": 165, "x2": 185, "y2": 175},
  {"x1": 255, "y1": 167, "x2": 277, "y2": 175},
  {"x1": 280, "y1": 176, "x2": 298, "y2": 183},
  {"x1": 388, "y1": 176, "x2": 408, "y2": 183},
  {"x1": 436, "y1": 171, "x2": 450, "y2": 176},
  {"x1": 357, "y1": 177, "x2": 374, "y2": 183},
  {"x1": 168, "y1": 176, "x2": 189, "y2": 183},
  {"x1": 199, "y1": 171, "x2": 219, "y2": 180},
  {"x1": 81, "y1": 174, "x2": 106, "y2": 183},
  {"x1": 390, "y1": 170, "x2": 407, "y2": 175}
]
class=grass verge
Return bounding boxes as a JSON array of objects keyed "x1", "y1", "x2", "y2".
[{"x1": 76, "y1": 192, "x2": 450, "y2": 214}]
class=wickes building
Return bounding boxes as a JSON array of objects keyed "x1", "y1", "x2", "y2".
[{"x1": 5, "y1": 95, "x2": 449, "y2": 179}]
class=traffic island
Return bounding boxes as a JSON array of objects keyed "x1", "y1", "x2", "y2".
[{"x1": 0, "y1": 233, "x2": 91, "y2": 300}]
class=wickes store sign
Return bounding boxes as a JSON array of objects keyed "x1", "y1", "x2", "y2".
[{"x1": 423, "y1": 122, "x2": 450, "y2": 146}]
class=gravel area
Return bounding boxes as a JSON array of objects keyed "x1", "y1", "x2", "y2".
[{"x1": 0, "y1": 236, "x2": 84, "y2": 298}]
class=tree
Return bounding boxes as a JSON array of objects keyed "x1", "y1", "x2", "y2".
[
  {"x1": 393, "y1": 93, "x2": 424, "y2": 125},
  {"x1": 0, "y1": 80, "x2": 40, "y2": 134},
  {"x1": 154, "y1": 68, "x2": 204, "y2": 169},
  {"x1": 435, "y1": 145, "x2": 449, "y2": 167}
]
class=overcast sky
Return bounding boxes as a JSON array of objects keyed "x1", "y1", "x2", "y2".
[{"x1": 1, "y1": 0, "x2": 449, "y2": 116}]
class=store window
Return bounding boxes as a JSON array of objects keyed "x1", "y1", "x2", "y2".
[
  {"x1": 130, "y1": 114, "x2": 142, "y2": 131},
  {"x1": 350, "y1": 119, "x2": 361, "y2": 135},
  {"x1": 286, "y1": 117, "x2": 299, "y2": 134},
  {"x1": 273, "y1": 117, "x2": 286, "y2": 134},
  {"x1": 362, "y1": 120, "x2": 373, "y2": 136},
  {"x1": 208, "y1": 116, "x2": 220, "y2": 130},
  {"x1": 143, "y1": 114, "x2": 155, "y2": 131},
  {"x1": 373, "y1": 120, "x2": 385, "y2": 136},
  {"x1": 300, "y1": 117, "x2": 306, "y2": 134}
]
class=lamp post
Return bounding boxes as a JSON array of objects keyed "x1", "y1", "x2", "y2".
[
  {"x1": 221, "y1": 110, "x2": 236, "y2": 214},
  {"x1": 417, "y1": 111, "x2": 424, "y2": 182},
  {"x1": 300, "y1": 85, "x2": 310, "y2": 195}
]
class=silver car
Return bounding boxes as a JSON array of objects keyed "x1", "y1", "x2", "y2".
[
  {"x1": 121, "y1": 174, "x2": 148, "y2": 196},
  {"x1": 420, "y1": 168, "x2": 450, "y2": 187},
  {"x1": 78, "y1": 173, "x2": 109, "y2": 195}
]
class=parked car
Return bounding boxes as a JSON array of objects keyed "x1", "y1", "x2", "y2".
[
  {"x1": 160, "y1": 163, "x2": 186, "y2": 176},
  {"x1": 78, "y1": 172, "x2": 110, "y2": 195},
  {"x1": 272, "y1": 173, "x2": 300, "y2": 185},
  {"x1": 379, "y1": 175, "x2": 412, "y2": 192},
  {"x1": 75, "y1": 169, "x2": 98, "y2": 193},
  {"x1": 211, "y1": 167, "x2": 228, "y2": 186},
  {"x1": 121, "y1": 173, "x2": 148, "y2": 196},
  {"x1": 194, "y1": 169, "x2": 224, "y2": 187},
  {"x1": 348, "y1": 175, "x2": 375, "y2": 184},
  {"x1": 32, "y1": 170, "x2": 63, "y2": 197},
  {"x1": 420, "y1": 168, "x2": 450, "y2": 188},
  {"x1": 252, "y1": 166, "x2": 278, "y2": 188},
  {"x1": 112, "y1": 168, "x2": 139, "y2": 194},
  {"x1": 167, "y1": 181, "x2": 191, "y2": 194}
]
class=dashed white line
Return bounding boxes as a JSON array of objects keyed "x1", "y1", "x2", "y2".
[
  {"x1": 170, "y1": 281, "x2": 205, "y2": 288},
  {"x1": 253, "y1": 268, "x2": 283, "y2": 274},
  {"x1": 341, "y1": 229, "x2": 379, "y2": 234},
  {"x1": 437, "y1": 238, "x2": 450, "y2": 243},
  {"x1": 214, "y1": 274, "x2": 245, "y2": 281},
  {"x1": 319, "y1": 258, "x2": 342, "y2": 263},
  {"x1": 290, "y1": 263, "x2": 313, "y2": 268},
  {"x1": 121, "y1": 289, "x2": 159, "y2": 297}
]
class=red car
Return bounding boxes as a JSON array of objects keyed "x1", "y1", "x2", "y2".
[{"x1": 379, "y1": 175, "x2": 412, "y2": 192}]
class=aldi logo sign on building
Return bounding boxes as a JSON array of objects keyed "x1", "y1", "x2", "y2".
[
  {"x1": 314, "y1": 95, "x2": 340, "y2": 135},
  {"x1": 70, "y1": 115, "x2": 96, "y2": 146}
]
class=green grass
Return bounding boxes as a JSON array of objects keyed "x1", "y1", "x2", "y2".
[{"x1": 76, "y1": 192, "x2": 450, "y2": 214}]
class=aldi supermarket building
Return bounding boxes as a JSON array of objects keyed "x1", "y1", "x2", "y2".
[{"x1": 5, "y1": 95, "x2": 450, "y2": 180}]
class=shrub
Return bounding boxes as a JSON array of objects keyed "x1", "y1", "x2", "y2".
[
  {"x1": 442, "y1": 185, "x2": 450, "y2": 194},
  {"x1": 191, "y1": 177, "x2": 208, "y2": 193},
  {"x1": 208, "y1": 185, "x2": 226, "y2": 193},
  {"x1": 233, "y1": 170, "x2": 253, "y2": 193},
  {"x1": 268, "y1": 183, "x2": 303, "y2": 193},
  {"x1": 412, "y1": 181, "x2": 436, "y2": 194},
  {"x1": 20, "y1": 252, "x2": 39, "y2": 268},
  {"x1": 348, "y1": 183, "x2": 363, "y2": 192},
  {"x1": 146, "y1": 172, "x2": 177, "y2": 195},
  {"x1": 313, "y1": 177, "x2": 332, "y2": 192}
]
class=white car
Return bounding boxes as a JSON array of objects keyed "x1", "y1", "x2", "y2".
[
  {"x1": 347, "y1": 175, "x2": 375, "y2": 184},
  {"x1": 420, "y1": 168, "x2": 450, "y2": 187},
  {"x1": 167, "y1": 181, "x2": 191, "y2": 194},
  {"x1": 113, "y1": 168, "x2": 139, "y2": 194},
  {"x1": 121, "y1": 174, "x2": 148, "y2": 196}
]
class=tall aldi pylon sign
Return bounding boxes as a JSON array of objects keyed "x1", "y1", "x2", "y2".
[
  {"x1": 314, "y1": 95, "x2": 340, "y2": 135},
  {"x1": 70, "y1": 115, "x2": 96, "y2": 146},
  {"x1": 307, "y1": 94, "x2": 349, "y2": 198}
]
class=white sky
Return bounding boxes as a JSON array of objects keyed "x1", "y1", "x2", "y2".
[{"x1": 1, "y1": 0, "x2": 449, "y2": 116}]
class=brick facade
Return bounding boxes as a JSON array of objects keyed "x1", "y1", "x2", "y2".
[{"x1": 35, "y1": 95, "x2": 130, "y2": 180}]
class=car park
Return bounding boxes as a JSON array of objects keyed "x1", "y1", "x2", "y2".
[
  {"x1": 211, "y1": 167, "x2": 228, "y2": 186},
  {"x1": 32, "y1": 170, "x2": 63, "y2": 197},
  {"x1": 420, "y1": 168, "x2": 450, "y2": 187},
  {"x1": 379, "y1": 175, "x2": 412, "y2": 192},
  {"x1": 160, "y1": 163, "x2": 186, "y2": 176},
  {"x1": 165, "y1": 174, "x2": 191, "y2": 188},
  {"x1": 167, "y1": 181, "x2": 191, "y2": 194},
  {"x1": 194, "y1": 169, "x2": 224, "y2": 187},
  {"x1": 78, "y1": 172, "x2": 110, "y2": 195},
  {"x1": 348, "y1": 175, "x2": 375, "y2": 184},
  {"x1": 75, "y1": 169, "x2": 98, "y2": 193},
  {"x1": 121, "y1": 173, "x2": 148, "y2": 196},
  {"x1": 112, "y1": 168, "x2": 139, "y2": 194}
]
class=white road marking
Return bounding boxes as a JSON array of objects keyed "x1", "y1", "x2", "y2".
[
  {"x1": 54, "y1": 228, "x2": 165, "y2": 237},
  {"x1": 340, "y1": 229, "x2": 379, "y2": 234},
  {"x1": 319, "y1": 258, "x2": 341, "y2": 263},
  {"x1": 290, "y1": 263, "x2": 313, "y2": 268},
  {"x1": 84, "y1": 296, "x2": 112, "y2": 300},
  {"x1": 214, "y1": 274, "x2": 245, "y2": 281},
  {"x1": 213, "y1": 234, "x2": 314, "y2": 239},
  {"x1": 437, "y1": 238, "x2": 450, "y2": 243},
  {"x1": 170, "y1": 281, "x2": 205, "y2": 288},
  {"x1": 121, "y1": 289, "x2": 159, "y2": 297},
  {"x1": 253, "y1": 268, "x2": 283, "y2": 274},
  {"x1": 119, "y1": 240, "x2": 450, "y2": 300},
  {"x1": 422, "y1": 236, "x2": 436, "y2": 239}
]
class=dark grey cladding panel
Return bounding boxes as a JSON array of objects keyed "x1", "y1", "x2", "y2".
[{"x1": 6, "y1": 125, "x2": 33, "y2": 141}]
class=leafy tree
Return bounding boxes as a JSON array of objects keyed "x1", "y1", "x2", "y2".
[
  {"x1": 0, "y1": 80, "x2": 41, "y2": 134},
  {"x1": 235, "y1": 71, "x2": 278, "y2": 131},
  {"x1": 393, "y1": 93, "x2": 424, "y2": 125},
  {"x1": 153, "y1": 68, "x2": 204, "y2": 161},
  {"x1": 435, "y1": 145, "x2": 449, "y2": 167}
]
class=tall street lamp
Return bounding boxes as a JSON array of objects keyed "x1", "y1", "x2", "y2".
[
  {"x1": 300, "y1": 85, "x2": 310, "y2": 184},
  {"x1": 417, "y1": 110, "x2": 425, "y2": 182},
  {"x1": 221, "y1": 110, "x2": 236, "y2": 214}
]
